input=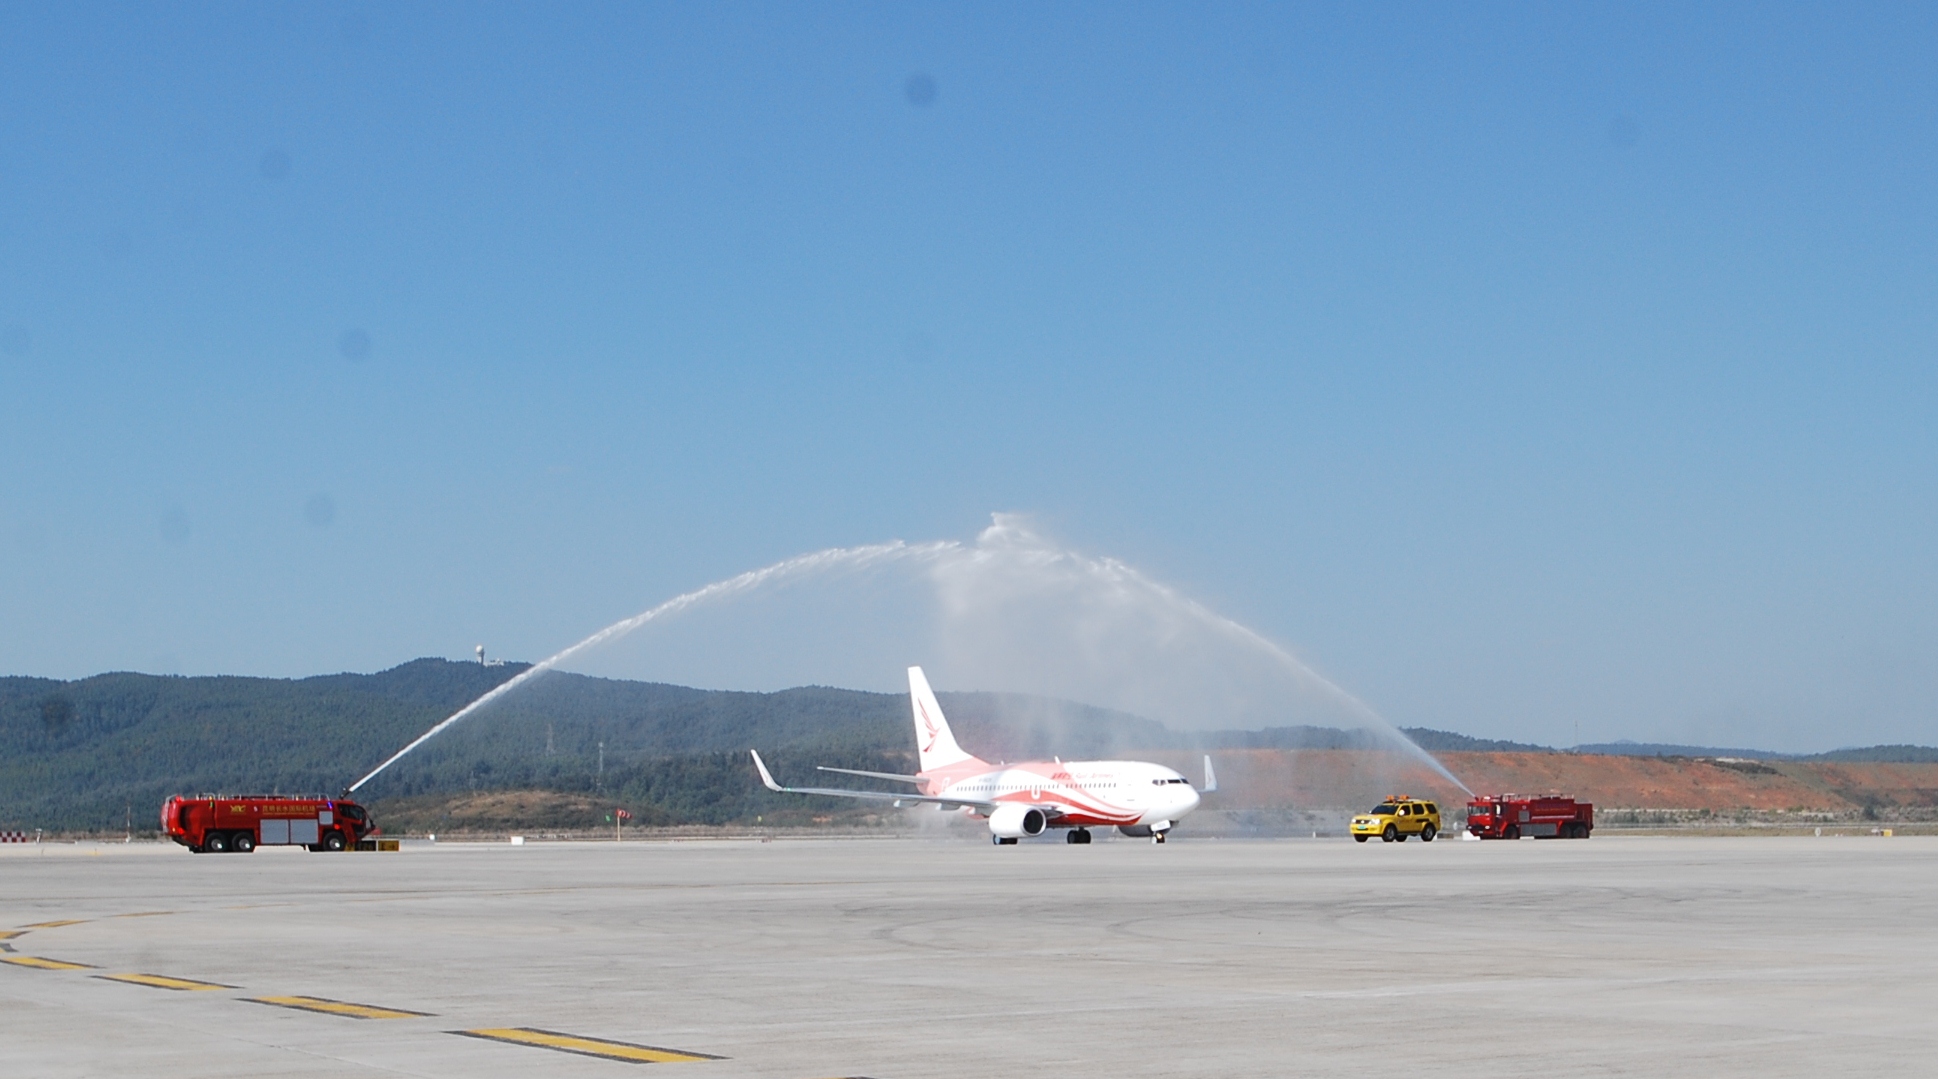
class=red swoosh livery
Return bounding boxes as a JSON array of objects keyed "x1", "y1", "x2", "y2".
[{"x1": 750, "y1": 667, "x2": 1214, "y2": 845}]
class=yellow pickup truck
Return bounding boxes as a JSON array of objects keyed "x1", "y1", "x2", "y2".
[{"x1": 1351, "y1": 795, "x2": 1442, "y2": 843}]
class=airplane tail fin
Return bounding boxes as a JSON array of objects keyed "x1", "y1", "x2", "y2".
[{"x1": 908, "y1": 666, "x2": 976, "y2": 772}]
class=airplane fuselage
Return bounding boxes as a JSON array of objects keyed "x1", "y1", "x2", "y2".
[
  {"x1": 923, "y1": 758, "x2": 1200, "y2": 829},
  {"x1": 751, "y1": 666, "x2": 1212, "y2": 843}
]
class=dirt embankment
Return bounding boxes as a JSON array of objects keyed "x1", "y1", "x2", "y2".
[
  {"x1": 1142, "y1": 748, "x2": 1938, "y2": 814},
  {"x1": 372, "y1": 790, "x2": 617, "y2": 834},
  {"x1": 359, "y1": 750, "x2": 1938, "y2": 837}
]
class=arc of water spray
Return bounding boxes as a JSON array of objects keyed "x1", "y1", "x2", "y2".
[
  {"x1": 953, "y1": 526, "x2": 1465, "y2": 794},
  {"x1": 1075, "y1": 553, "x2": 1472, "y2": 794},
  {"x1": 345, "y1": 540, "x2": 948, "y2": 793},
  {"x1": 347, "y1": 519, "x2": 1470, "y2": 797}
]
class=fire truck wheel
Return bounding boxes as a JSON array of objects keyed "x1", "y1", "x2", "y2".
[
  {"x1": 1420, "y1": 824, "x2": 1436, "y2": 842},
  {"x1": 1505, "y1": 825, "x2": 1520, "y2": 840},
  {"x1": 231, "y1": 832, "x2": 255, "y2": 853},
  {"x1": 1382, "y1": 825, "x2": 1397, "y2": 843},
  {"x1": 322, "y1": 831, "x2": 347, "y2": 852},
  {"x1": 203, "y1": 832, "x2": 230, "y2": 853}
]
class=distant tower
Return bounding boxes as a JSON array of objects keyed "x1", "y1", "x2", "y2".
[{"x1": 475, "y1": 644, "x2": 485, "y2": 665}]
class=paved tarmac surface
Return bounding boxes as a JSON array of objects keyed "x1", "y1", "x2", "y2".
[{"x1": 3, "y1": 834, "x2": 1934, "y2": 1078}]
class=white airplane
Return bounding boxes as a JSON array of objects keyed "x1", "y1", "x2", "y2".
[{"x1": 751, "y1": 666, "x2": 1215, "y2": 844}]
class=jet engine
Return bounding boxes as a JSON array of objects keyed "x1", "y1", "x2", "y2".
[{"x1": 988, "y1": 804, "x2": 1046, "y2": 839}]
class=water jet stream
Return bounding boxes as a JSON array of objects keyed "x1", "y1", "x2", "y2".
[
  {"x1": 347, "y1": 519, "x2": 1469, "y2": 796},
  {"x1": 346, "y1": 540, "x2": 944, "y2": 793}
]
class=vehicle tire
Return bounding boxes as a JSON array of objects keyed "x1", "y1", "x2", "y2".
[
  {"x1": 1505, "y1": 825, "x2": 1520, "y2": 840},
  {"x1": 203, "y1": 832, "x2": 230, "y2": 853},
  {"x1": 322, "y1": 830, "x2": 347, "y2": 852},
  {"x1": 1066, "y1": 829, "x2": 1091, "y2": 845},
  {"x1": 1420, "y1": 824, "x2": 1436, "y2": 843},
  {"x1": 1382, "y1": 825, "x2": 1397, "y2": 843},
  {"x1": 1154, "y1": 832, "x2": 1167, "y2": 844},
  {"x1": 231, "y1": 832, "x2": 255, "y2": 853},
  {"x1": 1354, "y1": 835, "x2": 1369, "y2": 843}
]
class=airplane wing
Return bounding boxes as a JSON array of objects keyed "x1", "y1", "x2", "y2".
[
  {"x1": 815, "y1": 765, "x2": 925, "y2": 784},
  {"x1": 752, "y1": 751, "x2": 998, "y2": 811}
]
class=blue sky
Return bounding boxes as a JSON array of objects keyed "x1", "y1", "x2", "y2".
[{"x1": 3, "y1": 3, "x2": 1936, "y2": 751}]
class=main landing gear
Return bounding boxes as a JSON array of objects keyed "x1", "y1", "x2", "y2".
[{"x1": 1065, "y1": 828, "x2": 1092, "y2": 844}]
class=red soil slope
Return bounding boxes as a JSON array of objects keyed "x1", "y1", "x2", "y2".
[{"x1": 1143, "y1": 748, "x2": 1938, "y2": 812}]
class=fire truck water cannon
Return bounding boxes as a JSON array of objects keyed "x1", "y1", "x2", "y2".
[{"x1": 1465, "y1": 794, "x2": 1594, "y2": 839}]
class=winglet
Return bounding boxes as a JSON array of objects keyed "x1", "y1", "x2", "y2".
[
  {"x1": 750, "y1": 750, "x2": 783, "y2": 792},
  {"x1": 1203, "y1": 755, "x2": 1218, "y2": 793}
]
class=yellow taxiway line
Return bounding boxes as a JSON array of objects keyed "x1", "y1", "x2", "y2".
[
  {"x1": 97, "y1": 972, "x2": 236, "y2": 991},
  {"x1": 1, "y1": 955, "x2": 95, "y2": 970},
  {"x1": 453, "y1": 1027, "x2": 723, "y2": 1064},
  {"x1": 248, "y1": 995, "x2": 433, "y2": 1020}
]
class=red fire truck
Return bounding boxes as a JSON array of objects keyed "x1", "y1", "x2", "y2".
[
  {"x1": 162, "y1": 795, "x2": 375, "y2": 853},
  {"x1": 1465, "y1": 794, "x2": 1594, "y2": 839}
]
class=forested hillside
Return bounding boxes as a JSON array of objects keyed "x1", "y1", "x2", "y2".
[
  {"x1": 6, "y1": 658, "x2": 1934, "y2": 832},
  {"x1": 0, "y1": 659, "x2": 1173, "y2": 830},
  {"x1": 0, "y1": 660, "x2": 528, "y2": 830}
]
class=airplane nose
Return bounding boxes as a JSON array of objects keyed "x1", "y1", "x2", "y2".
[{"x1": 1179, "y1": 787, "x2": 1201, "y2": 814}]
